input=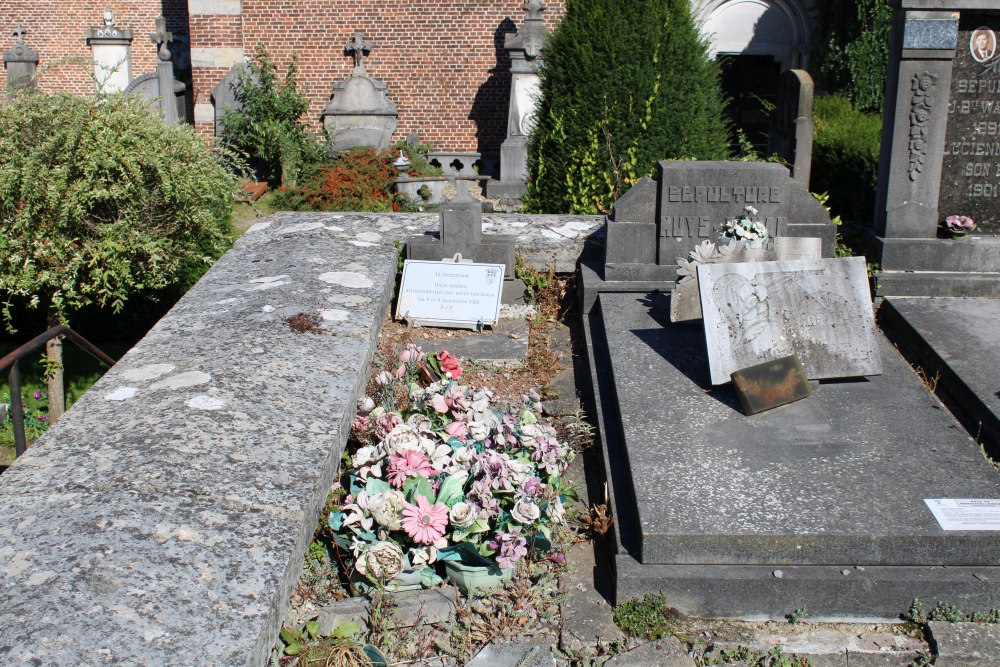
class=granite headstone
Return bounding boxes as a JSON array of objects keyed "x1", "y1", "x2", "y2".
[
  {"x1": 604, "y1": 161, "x2": 836, "y2": 282},
  {"x1": 697, "y1": 256, "x2": 882, "y2": 385},
  {"x1": 407, "y1": 182, "x2": 524, "y2": 303},
  {"x1": 939, "y1": 13, "x2": 1000, "y2": 232},
  {"x1": 3, "y1": 24, "x2": 38, "y2": 89}
]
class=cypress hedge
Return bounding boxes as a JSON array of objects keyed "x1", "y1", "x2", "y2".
[{"x1": 526, "y1": 0, "x2": 729, "y2": 214}]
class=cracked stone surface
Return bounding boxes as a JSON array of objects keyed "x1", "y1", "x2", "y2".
[{"x1": 0, "y1": 216, "x2": 398, "y2": 666}]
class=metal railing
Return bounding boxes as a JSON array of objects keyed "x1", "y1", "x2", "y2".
[{"x1": 1, "y1": 326, "x2": 116, "y2": 460}]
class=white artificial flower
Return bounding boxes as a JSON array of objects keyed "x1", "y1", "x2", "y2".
[
  {"x1": 356, "y1": 541, "x2": 405, "y2": 581},
  {"x1": 449, "y1": 501, "x2": 478, "y2": 529},
  {"x1": 511, "y1": 498, "x2": 541, "y2": 524}
]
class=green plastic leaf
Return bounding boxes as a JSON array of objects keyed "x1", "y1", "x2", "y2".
[
  {"x1": 436, "y1": 475, "x2": 464, "y2": 506},
  {"x1": 365, "y1": 477, "x2": 392, "y2": 496},
  {"x1": 328, "y1": 511, "x2": 345, "y2": 531},
  {"x1": 330, "y1": 620, "x2": 358, "y2": 639},
  {"x1": 403, "y1": 476, "x2": 434, "y2": 504}
]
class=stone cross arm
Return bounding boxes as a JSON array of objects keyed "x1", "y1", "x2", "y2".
[{"x1": 345, "y1": 32, "x2": 372, "y2": 69}]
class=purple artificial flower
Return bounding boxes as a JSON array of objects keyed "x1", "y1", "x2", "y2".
[
  {"x1": 945, "y1": 215, "x2": 976, "y2": 231},
  {"x1": 489, "y1": 528, "x2": 528, "y2": 569},
  {"x1": 33, "y1": 390, "x2": 43, "y2": 400}
]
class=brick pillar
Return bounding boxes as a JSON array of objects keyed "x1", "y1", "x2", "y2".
[{"x1": 188, "y1": 0, "x2": 245, "y2": 136}]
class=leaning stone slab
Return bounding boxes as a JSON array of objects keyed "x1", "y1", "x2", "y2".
[
  {"x1": 698, "y1": 256, "x2": 881, "y2": 384},
  {"x1": 0, "y1": 216, "x2": 398, "y2": 665},
  {"x1": 316, "y1": 587, "x2": 457, "y2": 636},
  {"x1": 928, "y1": 621, "x2": 1000, "y2": 667},
  {"x1": 671, "y1": 236, "x2": 823, "y2": 322}
]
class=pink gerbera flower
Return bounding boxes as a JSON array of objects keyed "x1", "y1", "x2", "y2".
[
  {"x1": 402, "y1": 496, "x2": 449, "y2": 545},
  {"x1": 386, "y1": 450, "x2": 435, "y2": 488}
]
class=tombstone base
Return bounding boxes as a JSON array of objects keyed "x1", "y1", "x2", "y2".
[{"x1": 614, "y1": 559, "x2": 1000, "y2": 620}]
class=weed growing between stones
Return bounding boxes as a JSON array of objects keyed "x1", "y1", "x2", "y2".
[
  {"x1": 613, "y1": 592, "x2": 673, "y2": 640},
  {"x1": 908, "y1": 597, "x2": 1000, "y2": 624}
]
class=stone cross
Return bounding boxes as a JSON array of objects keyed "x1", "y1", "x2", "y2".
[
  {"x1": 12, "y1": 24, "x2": 27, "y2": 45},
  {"x1": 149, "y1": 16, "x2": 172, "y2": 60},
  {"x1": 345, "y1": 32, "x2": 371, "y2": 70}
]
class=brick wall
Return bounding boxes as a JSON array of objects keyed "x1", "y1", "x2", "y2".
[
  {"x1": 188, "y1": 0, "x2": 565, "y2": 153},
  {"x1": 1, "y1": 1, "x2": 188, "y2": 95},
  {"x1": 3, "y1": 0, "x2": 563, "y2": 153}
]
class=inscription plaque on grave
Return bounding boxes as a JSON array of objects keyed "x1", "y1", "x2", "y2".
[
  {"x1": 395, "y1": 260, "x2": 504, "y2": 330},
  {"x1": 941, "y1": 14, "x2": 1000, "y2": 232},
  {"x1": 698, "y1": 256, "x2": 882, "y2": 385}
]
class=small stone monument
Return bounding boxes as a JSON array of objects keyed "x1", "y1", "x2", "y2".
[
  {"x1": 86, "y1": 8, "x2": 133, "y2": 93},
  {"x1": 604, "y1": 161, "x2": 836, "y2": 282},
  {"x1": 486, "y1": 0, "x2": 549, "y2": 207},
  {"x1": 211, "y1": 63, "x2": 249, "y2": 137},
  {"x1": 407, "y1": 180, "x2": 525, "y2": 303},
  {"x1": 4, "y1": 24, "x2": 38, "y2": 89},
  {"x1": 123, "y1": 17, "x2": 186, "y2": 124},
  {"x1": 767, "y1": 69, "x2": 814, "y2": 187},
  {"x1": 322, "y1": 32, "x2": 398, "y2": 154}
]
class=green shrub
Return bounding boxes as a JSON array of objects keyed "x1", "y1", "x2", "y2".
[
  {"x1": 0, "y1": 89, "x2": 238, "y2": 331},
  {"x1": 811, "y1": 95, "x2": 882, "y2": 225},
  {"x1": 526, "y1": 0, "x2": 729, "y2": 215},
  {"x1": 815, "y1": 0, "x2": 892, "y2": 113},
  {"x1": 272, "y1": 148, "x2": 406, "y2": 213},
  {"x1": 220, "y1": 44, "x2": 325, "y2": 186}
]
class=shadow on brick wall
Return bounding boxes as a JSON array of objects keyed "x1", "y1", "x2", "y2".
[
  {"x1": 469, "y1": 18, "x2": 517, "y2": 178},
  {"x1": 162, "y1": 0, "x2": 193, "y2": 121}
]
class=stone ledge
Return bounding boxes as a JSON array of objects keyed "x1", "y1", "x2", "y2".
[
  {"x1": 928, "y1": 621, "x2": 1000, "y2": 666},
  {"x1": 245, "y1": 211, "x2": 603, "y2": 274},
  {"x1": 0, "y1": 216, "x2": 398, "y2": 665}
]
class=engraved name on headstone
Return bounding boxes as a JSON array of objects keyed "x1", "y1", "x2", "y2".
[
  {"x1": 940, "y1": 14, "x2": 1000, "y2": 232},
  {"x1": 697, "y1": 256, "x2": 882, "y2": 385}
]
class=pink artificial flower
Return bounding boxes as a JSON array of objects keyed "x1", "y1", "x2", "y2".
[
  {"x1": 445, "y1": 420, "x2": 469, "y2": 441},
  {"x1": 352, "y1": 414, "x2": 372, "y2": 434},
  {"x1": 375, "y1": 412, "x2": 403, "y2": 439},
  {"x1": 387, "y1": 450, "x2": 435, "y2": 488},
  {"x1": 436, "y1": 349, "x2": 463, "y2": 380},
  {"x1": 431, "y1": 393, "x2": 449, "y2": 414},
  {"x1": 945, "y1": 215, "x2": 976, "y2": 231},
  {"x1": 402, "y1": 495, "x2": 449, "y2": 545},
  {"x1": 399, "y1": 343, "x2": 425, "y2": 363},
  {"x1": 33, "y1": 390, "x2": 43, "y2": 400}
]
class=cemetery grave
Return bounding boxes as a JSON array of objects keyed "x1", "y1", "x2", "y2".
[{"x1": 582, "y1": 160, "x2": 1000, "y2": 623}]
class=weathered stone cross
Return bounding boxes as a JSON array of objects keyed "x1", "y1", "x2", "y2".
[
  {"x1": 12, "y1": 24, "x2": 27, "y2": 45},
  {"x1": 345, "y1": 32, "x2": 372, "y2": 70},
  {"x1": 149, "y1": 16, "x2": 172, "y2": 59}
]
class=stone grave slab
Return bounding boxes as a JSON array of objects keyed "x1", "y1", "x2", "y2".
[
  {"x1": 698, "y1": 256, "x2": 881, "y2": 384},
  {"x1": 880, "y1": 296, "x2": 1000, "y2": 450},
  {"x1": 587, "y1": 290, "x2": 1000, "y2": 617}
]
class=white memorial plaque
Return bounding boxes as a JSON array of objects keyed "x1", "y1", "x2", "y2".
[
  {"x1": 396, "y1": 259, "x2": 504, "y2": 330},
  {"x1": 925, "y1": 499, "x2": 1000, "y2": 531}
]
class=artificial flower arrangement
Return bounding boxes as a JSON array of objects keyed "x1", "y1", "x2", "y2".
[
  {"x1": 721, "y1": 205, "x2": 769, "y2": 242},
  {"x1": 329, "y1": 344, "x2": 575, "y2": 592},
  {"x1": 944, "y1": 215, "x2": 976, "y2": 238}
]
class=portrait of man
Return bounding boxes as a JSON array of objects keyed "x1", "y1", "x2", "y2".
[{"x1": 971, "y1": 27, "x2": 996, "y2": 63}]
